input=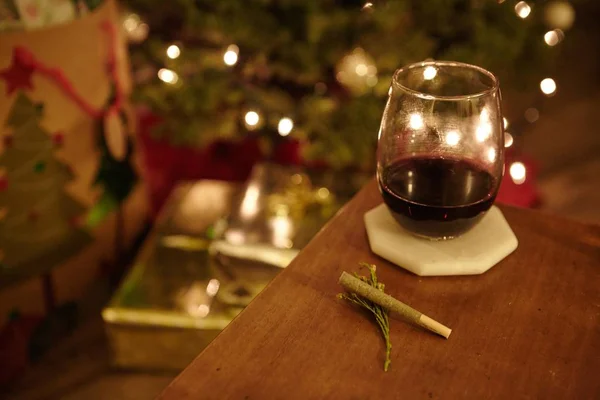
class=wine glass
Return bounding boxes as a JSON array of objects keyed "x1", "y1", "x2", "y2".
[{"x1": 377, "y1": 61, "x2": 504, "y2": 240}]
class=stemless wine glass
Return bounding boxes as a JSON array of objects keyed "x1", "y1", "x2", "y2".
[{"x1": 377, "y1": 61, "x2": 504, "y2": 240}]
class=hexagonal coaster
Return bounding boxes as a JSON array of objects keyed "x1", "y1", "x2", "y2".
[{"x1": 364, "y1": 204, "x2": 518, "y2": 276}]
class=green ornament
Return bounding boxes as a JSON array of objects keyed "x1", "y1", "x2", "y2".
[
  {"x1": 34, "y1": 161, "x2": 46, "y2": 173},
  {"x1": 205, "y1": 225, "x2": 216, "y2": 240}
]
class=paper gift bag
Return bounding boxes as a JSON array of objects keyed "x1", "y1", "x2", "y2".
[{"x1": 0, "y1": 0, "x2": 144, "y2": 326}]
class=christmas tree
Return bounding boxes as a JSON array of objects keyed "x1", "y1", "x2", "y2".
[
  {"x1": 125, "y1": 0, "x2": 556, "y2": 168},
  {"x1": 0, "y1": 92, "x2": 92, "y2": 271}
]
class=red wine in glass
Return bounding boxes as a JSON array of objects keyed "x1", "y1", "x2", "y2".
[
  {"x1": 378, "y1": 157, "x2": 498, "y2": 239},
  {"x1": 377, "y1": 61, "x2": 504, "y2": 239}
]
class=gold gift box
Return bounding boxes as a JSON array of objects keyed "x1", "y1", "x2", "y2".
[{"x1": 103, "y1": 164, "x2": 368, "y2": 369}]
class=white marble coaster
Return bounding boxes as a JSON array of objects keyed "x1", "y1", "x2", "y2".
[{"x1": 364, "y1": 204, "x2": 518, "y2": 276}]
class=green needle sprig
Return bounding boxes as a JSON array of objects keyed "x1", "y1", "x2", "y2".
[{"x1": 337, "y1": 262, "x2": 392, "y2": 371}]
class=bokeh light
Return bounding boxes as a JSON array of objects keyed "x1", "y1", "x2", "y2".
[{"x1": 278, "y1": 117, "x2": 294, "y2": 136}]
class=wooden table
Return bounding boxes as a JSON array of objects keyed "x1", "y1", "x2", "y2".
[{"x1": 159, "y1": 180, "x2": 600, "y2": 399}]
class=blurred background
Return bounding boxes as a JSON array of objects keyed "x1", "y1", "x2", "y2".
[{"x1": 0, "y1": 0, "x2": 598, "y2": 398}]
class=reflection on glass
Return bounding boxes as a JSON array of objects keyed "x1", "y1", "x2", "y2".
[
  {"x1": 409, "y1": 113, "x2": 424, "y2": 130},
  {"x1": 206, "y1": 279, "x2": 220, "y2": 297},
  {"x1": 270, "y1": 215, "x2": 293, "y2": 249},
  {"x1": 445, "y1": 130, "x2": 460, "y2": 146},
  {"x1": 377, "y1": 61, "x2": 503, "y2": 239},
  {"x1": 423, "y1": 66, "x2": 437, "y2": 80},
  {"x1": 177, "y1": 282, "x2": 213, "y2": 319},
  {"x1": 241, "y1": 185, "x2": 260, "y2": 219},
  {"x1": 487, "y1": 148, "x2": 497, "y2": 163},
  {"x1": 225, "y1": 229, "x2": 245, "y2": 245}
]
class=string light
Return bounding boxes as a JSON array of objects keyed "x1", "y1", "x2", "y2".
[
  {"x1": 122, "y1": 13, "x2": 140, "y2": 32},
  {"x1": 544, "y1": 29, "x2": 564, "y2": 46},
  {"x1": 544, "y1": 1, "x2": 575, "y2": 30},
  {"x1": 504, "y1": 132, "x2": 514, "y2": 148},
  {"x1": 540, "y1": 78, "x2": 557, "y2": 95},
  {"x1": 129, "y1": 23, "x2": 148, "y2": 43},
  {"x1": 362, "y1": 2, "x2": 373, "y2": 11},
  {"x1": 515, "y1": 2, "x2": 531, "y2": 19},
  {"x1": 317, "y1": 187, "x2": 330, "y2": 200},
  {"x1": 224, "y1": 44, "x2": 239, "y2": 66},
  {"x1": 244, "y1": 111, "x2": 260, "y2": 128},
  {"x1": 509, "y1": 162, "x2": 527, "y2": 185},
  {"x1": 524, "y1": 108, "x2": 540, "y2": 123},
  {"x1": 355, "y1": 64, "x2": 368, "y2": 76},
  {"x1": 122, "y1": 13, "x2": 148, "y2": 43},
  {"x1": 158, "y1": 68, "x2": 178, "y2": 84},
  {"x1": 423, "y1": 66, "x2": 437, "y2": 80},
  {"x1": 166, "y1": 44, "x2": 181, "y2": 59},
  {"x1": 277, "y1": 117, "x2": 294, "y2": 136},
  {"x1": 503, "y1": 117, "x2": 509, "y2": 130}
]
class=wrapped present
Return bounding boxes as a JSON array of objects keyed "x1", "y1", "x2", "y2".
[{"x1": 103, "y1": 165, "x2": 369, "y2": 369}]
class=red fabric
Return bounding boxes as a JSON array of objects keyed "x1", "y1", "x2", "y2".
[
  {"x1": 272, "y1": 139, "x2": 302, "y2": 166},
  {"x1": 137, "y1": 110, "x2": 265, "y2": 215},
  {"x1": 139, "y1": 110, "x2": 541, "y2": 213}
]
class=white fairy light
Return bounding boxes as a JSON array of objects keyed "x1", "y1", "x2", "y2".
[
  {"x1": 515, "y1": 1, "x2": 531, "y2": 19},
  {"x1": 355, "y1": 64, "x2": 368, "y2": 76},
  {"x1": 277, "y1": 117, "x2": 294, "y2": 136},
  {"x1": 158, "y1": 68, "x2": 178, "y2": 84},
  {"x1": 505, "y1": 132, "x2": 514, "y2": 148},
  {"x1": 166, "y1": 44, "x2": 181, "y2": 59},
  {"x1": 244, "y1": 111, "x2": 260, "y2": 127},
  {"x1": 510, "y1": 162, "x2": 527, "y2": 185},
  {"x1": 122, "y1": 14, "x2": 140, "y2": 33},
  {"x1": 540, "y1": 78, "x2": 557, "y2": 95},
  {"x1": 224, "y1": 44, "x2": 239, "y2": 66},
  {"x1": 544, "y1": 29, "x2": 564, "y2": 46}
]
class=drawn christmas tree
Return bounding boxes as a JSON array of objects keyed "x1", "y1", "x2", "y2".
[{"x1": 0, "y1": 92, "x2": 92, "y2": 270}]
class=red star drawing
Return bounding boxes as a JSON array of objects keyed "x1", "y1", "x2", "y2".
[
  {"x1": 53, "y1": 131, "x2": 65, "y2": 146},
  {"x1": 0, "y1": 47, "x2": 35, "y2": 95}
]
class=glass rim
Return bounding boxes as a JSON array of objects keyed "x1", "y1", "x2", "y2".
[{"x1": 392, "y1": 61, "x2": 500, "y2": 101}]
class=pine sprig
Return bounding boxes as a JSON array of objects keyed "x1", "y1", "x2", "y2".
[{"x1": 337, "y1": 262, "x2": 392, "y2": 371}]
